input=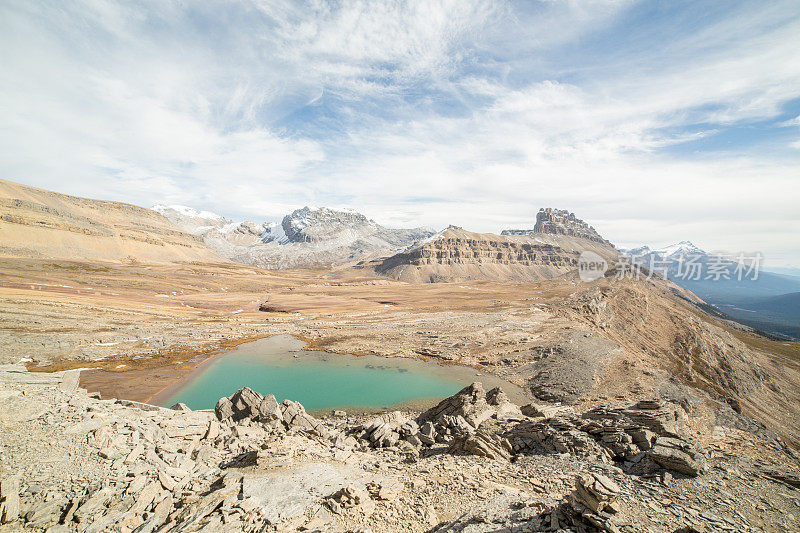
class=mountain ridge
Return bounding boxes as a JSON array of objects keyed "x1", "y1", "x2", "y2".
[
  {"x1": 622, "y1": 240, "x2": 800, "y2": 339},
  {"x1": 0, "y1": 180, "x2": 222, "y2": 264},
  {"x1": 376, "y1": 210, "x2": 619, "y2": 283},
  {"x1": 154, "y1": 203, "x2": 434, "y2": 270}
]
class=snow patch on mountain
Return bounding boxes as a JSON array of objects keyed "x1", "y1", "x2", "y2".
[
  {"x1": 152, "y1": 204, "x2": 225, "y2": 221},
  {"x1": 151, "y1": 204, "x2": 433, "y2": 269}
]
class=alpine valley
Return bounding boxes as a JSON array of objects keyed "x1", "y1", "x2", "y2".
[{"x1": 1, "y1": 180, "x2": 799, "y2": 533}]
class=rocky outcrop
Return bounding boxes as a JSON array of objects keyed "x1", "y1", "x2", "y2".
[
  {"x1": 377, "y1": 221, "x2": 618, "y2": 283},
  {"x1": 533, "y1": 208, "x2": 611, "y2": 244},
  {"x1": 357, "y1": 411, "x2": 420, "y2": 449},
  {"x1": 447, "y1": 430, "x2": 513, "y2": 461},
  {"x1": 572, "y1": 473, "x2": 620, "y2": 513},
  {"x1": 650, "y1": 437, "x2": 706, "y2": 476},
  {"x1": 3, "y1": 366, "x2": 795, "y2": 532},
  {"x1": 502, "y1": 207, "x2": 612, "y2": 247},
  {"x1": 214, "y1": 388, "x2": 327, "y2": 435},
  {"x1": 418, "y1": 382, "x2": 497, "y2": 429},
  {"x1": 569, "y1": 473, "x2": 623, "y2": 533},
  {"x1": 506, "y1": 398, "x2": 706, "y2": 476}
]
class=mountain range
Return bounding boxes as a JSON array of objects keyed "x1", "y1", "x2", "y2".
[
  {"x1": 2, "y1": 179, "x2": 796, "y2": 339},
  {"x1": 622, "y1": 241, "x2": 800, "y2": 339},
  {"x1": 152, "y1": 204, "x2": 434, "y2": 270}
]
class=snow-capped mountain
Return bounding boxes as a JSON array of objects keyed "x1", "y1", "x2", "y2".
[
  {"x1": 620, "y1": 241, "x2": 711, "y2": 269},
  {"x1": 152, "y1": 204, "x2": 434, "y2": 269},
  {"x1": 624, "y1": 241, "x2": 705, "y2": 261},
  {"x1": 622, "y1": 240, "x2": 800, "y2": 339}
]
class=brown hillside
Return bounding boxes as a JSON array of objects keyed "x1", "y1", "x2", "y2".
[{"x1": 0, "y1": 180, "x2": 222, "y2": 263}]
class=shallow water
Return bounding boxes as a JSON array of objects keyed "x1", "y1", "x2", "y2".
[{"x1": 161, "y1": 335, "x2": 526, "y2": 413}]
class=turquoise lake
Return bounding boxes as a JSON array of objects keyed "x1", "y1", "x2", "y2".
[{"x1": 160, "y1": 335, "x2": 526, "y2": 413}]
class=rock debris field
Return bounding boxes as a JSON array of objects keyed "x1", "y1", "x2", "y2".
[{"x1": 1, "y1": 365, "x2": 800, "y2": 532}]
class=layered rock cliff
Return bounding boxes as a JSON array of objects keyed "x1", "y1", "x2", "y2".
[
  {"x1": 502, "y1": 207, "x2": 612, "y2": 246},
  {"x1": 376, "y1": 208, "x2": 619, "y2": 283}
]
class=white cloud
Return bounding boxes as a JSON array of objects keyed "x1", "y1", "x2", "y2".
[{"x1": 0, "y1": 0, "x2": 799, "y2": 264}]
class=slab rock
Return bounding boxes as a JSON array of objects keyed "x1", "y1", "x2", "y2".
[
  {"x1": 0, "y1": 475, "x2": 20, "y2": 524},
  {"x1": 650, "y1": 437, "x2": 706, "y2": 476},
  {"x1": 572, "y1": 473, "x2": 620, "y2": 513},
  {"x1": 448, "y1": 429, "x2": 513, "y2": 461}
]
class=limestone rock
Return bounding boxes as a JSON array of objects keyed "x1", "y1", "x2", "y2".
[
  {"x1": 531, "y1": 207, "x2": 611, "y2": 245},
  {"x1": 418, "y1": 382, "x2": 496, "y2": 429},
  {"x1": 0, "y1": 475, "x2": 20, "y2": 524},
  {"x1": 506, "y1": 417, "x2": 610, "y2": 460},
  {"x1": 448, "y1": 430, "x2": 513, "y2": 461},
  {"x1": 230, "y1": 387, "x2": 264, "y2": 420},
  {"x1": 650, "y1": 437, "x2": 706, "y2": 476},
  {"x1": 572, "y1": 473, "x2": 620, "y2": 513},
  {"x1": 521, "y1": 402, "x2": 574, "y2": 419},
  {"x1": 326, "y1": 484, "x2": 373, "y2": 513},
  {"x1": 214, "y1": 396, "x2": 235, "y2": 421},
  {"x1": 360, "y1": 411, "x2": 408, "y2": 448},
  {"x1": 487, "y1": 387, "x2": 524, "y2": 421},
  {"x1": 280, "y1": 399, "x2": 325, "y2": 435}
]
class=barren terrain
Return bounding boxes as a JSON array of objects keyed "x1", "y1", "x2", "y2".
[{"x1": 2, "y1": 256, "x2": 799, "y2": 449}]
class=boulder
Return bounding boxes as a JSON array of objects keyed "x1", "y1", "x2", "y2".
[
  {"x1": 360, "y1": 411, "x2": 413, "y2": 448},
  {"x1": 650, "y1": 437, "x2": 706, "y2": 476},
  {"x1": 487, "y1": 387, "x2": 524, "y2": 421},
  {"x1": 0, "y1": 475, "x2": 20, "y2": 524},
  {"x1": 280, "y1": 399, "x2": 326, "y2": 435},
  {"x1": 418, "y1": 382, "x2": 496, "y2": 429},
  {"x1": 448, "y1": 430, "x2": 513, "y2": 461},
  {"x1": 257, "y1": 394, "x2": 282, "y2": 423},
  {"x1": 418, "y1": 421, "x2": 437, "y2": 445},
  {"x1": 230, "y1": 387, "x2": 264, "y2": 420},
  {"x1": 572, "y1": 473, "x2": 620, "y2": 513},
  {"x1": 214, "y1": 396, "x2": 235, "y2": 422},
  {"x1": 326, "y1": 484, "x2": 373, "y2": 514}
]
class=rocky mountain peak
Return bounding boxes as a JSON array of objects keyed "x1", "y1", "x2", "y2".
[
  {"x1": 500, "y1": 208, "x2": 612, "y2": 247},
  {"x1": 152, "y1": 204, "x2": 227, "y2": 224},
  {"x1": 150, "y1": 202, "x2": 433, "y2": 269},
  {"x1": 281, "y1": 206, "x2": 373, "y2": 243},
  {"x1": 532, "y1": 208, "x2": 609, "y2": 244}
]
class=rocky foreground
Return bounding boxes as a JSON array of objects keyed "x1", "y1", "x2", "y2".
[{"x1": 1, "y1": 366, "x2": 799, "y2": 532}]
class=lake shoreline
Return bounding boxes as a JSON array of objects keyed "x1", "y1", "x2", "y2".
[
  {"x1": 156, "y1": 334, "x2": 530, "y2": 412},
  {"x1": 80, "y1": 334, "x2": 530, "y2": 411}
]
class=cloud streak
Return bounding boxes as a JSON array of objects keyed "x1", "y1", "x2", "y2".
[{"x1": 1, "y1": 0, "x2": 798, "y2": 265}]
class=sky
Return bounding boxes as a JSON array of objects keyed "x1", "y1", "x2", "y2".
[{"x1": 1, "y1": 1, "x2": 799, "y2": 266}]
